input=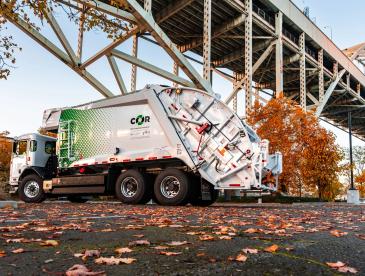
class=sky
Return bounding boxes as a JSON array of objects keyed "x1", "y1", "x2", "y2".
[{"x1": 0, "y1": 0, "x2": 365, "y2": 148}]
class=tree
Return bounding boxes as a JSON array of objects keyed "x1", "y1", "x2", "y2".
[
  {"x1": 38, "y1": 127, "x2": 57, "y2": 138},
  {"x1": 343, "y1": 146, "x2": 365, "y2": 189},
  {"x1": 247, "y1": 96, "x2": 345, "y2": 200},
  {"x1": 0, "y1": 131, "x2": 12, "y2": 171},
  {"x1": 355, "y1": 171, "x2": 365, "y2": 198}
]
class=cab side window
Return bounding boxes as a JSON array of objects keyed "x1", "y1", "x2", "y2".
[
  {"x1": 29, "y1": 140, "x2": 37, "y2": 152},
  {"x1": 45, "y1": 141, "x2": 56, "y2": 154},
  {"x1": 17, "y1": 140, "x2": 27, "y2": 155}
]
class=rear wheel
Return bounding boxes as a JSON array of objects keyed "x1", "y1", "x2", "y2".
[
  {"x1": 19, "y1": 174, "x2": 46, "y2": 203},
  {"x1": 67, "y1": 196, "x2": 89, "y2": 203},
  {"x1": 154, "y1": 168, "x2": 191, "y2": 206},
  {"x1": 115, "y1": 170, "x2": 151, "y2": 204}
]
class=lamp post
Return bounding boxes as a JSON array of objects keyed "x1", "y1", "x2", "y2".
[
  {"x1": 348, "y1": 111, "x2": 354, "y2": 190},
  {"x1": 347, "y1": 111, "x2": 360, "y2": 204}
]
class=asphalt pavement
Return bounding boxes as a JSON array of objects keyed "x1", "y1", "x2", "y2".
[{"x1": 0, "y1": 202, "x2": 364, "y2": 275}]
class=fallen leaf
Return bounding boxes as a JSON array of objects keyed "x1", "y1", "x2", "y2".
[
  {"x1": 159, "y1": 251, "x2": 182, "y2": 256},
  {"x1": 330, "y1": 230, "x2": 348, "y2": 237},
  {"x1": 82, "y1": 250, "x2": 100, "y2": 261},
  {"x1": 168, "y1": 225, "x2": 183, "y2": 228},
  {"x1": 40, "y1": 240, "x2": 59, "y2": 247},
  {"x1": 0, "y1": 250, "x2": 6, "y2": 257},
  {"x1": 326, "y1": 261, "x2": 358, "y2": 274},
  {"x1": 153, "y1": 246, "x2": 169, "y2": 250},
  {"x1": 326, "y1": 261, "x2": 346, "y2": 268},
  {"x1": 199, "y1": 235, "x2": 214, "y2": 241},
  {"x1": 264, "y1": 244, "x2": 279, "y2": 253},
  {"x1": 219, "y1": 236, "x2": 232, "y2": 240},
  {"x1": 115, "y1": 247, "x2": 133, "y2": 254},
  {"x1": 11, "y1": 248, "x2": 25, "y2": 254},
  {"x1": 133, "y1": 234, "x2": 144, "y2": 238},
  {"x1": 338, "y1": 266, "x2": 358, "y2": 274},
  {"x1": 66, "y1": 264, "x2": 105, "y2": 276},
  {"x1": 6, "y1": 238, "x2": 28, "y2": 243},
  {"x1": 128, "y1": 240, "x2": 150, "y2": 246},
  {"x1": 235, "y1": 254, "x2": 248, "y2": 262},
  {"x1": 186, "y1": 231, "x2": 204, "y2": 236},
  {"x1": 166, "y1": 241, "x2": 188, "y2": 246},
  {"x1": 244, "y1": 228, "x2": 259, "y2": 234},
  {"x1": 242, "y1": 248, "x2": 258, "y2": 254},
  {"x1": 95, "y1": 256, "x2": 136, "y2": 265},
  {"x1": 101, "y1": 228, "x2": 113, "y2": 232}
]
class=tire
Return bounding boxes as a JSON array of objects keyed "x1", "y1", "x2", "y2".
[
  {"x1": 154, "y1": 168, "x2": 191, "y2": 206},
  {"x1": 67, "y1": 196, "x2": 89, "y2": 203},
  {"x1": 190, "y1": 178, "x2": 218, "y2": 207},
  {"x1": 19, "y1": 174, "x2": 46, "y2": 203},
  {"x1": 115, "y1": 170, "x2": 151, "y2": 204}
]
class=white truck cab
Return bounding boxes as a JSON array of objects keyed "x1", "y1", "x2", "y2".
[{"x1": 9, "y1": 133, "x2": 56, "y2": 196}]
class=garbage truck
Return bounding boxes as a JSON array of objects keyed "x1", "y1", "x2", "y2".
[{"x1": 9, "y1": 85, "x2": 282, "y2": 206}]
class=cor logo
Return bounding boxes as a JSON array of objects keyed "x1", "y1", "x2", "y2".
[{"x1": 130, "y1": 114, "x2": 151, "y2": 126}]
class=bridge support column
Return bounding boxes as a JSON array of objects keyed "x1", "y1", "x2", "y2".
[
  {"x1": 144, "y1": 0, "x2": 152, "y2": 12},
  {"x1": 77, "y1": 4, "x2": 86, "y2": 61},
  {"x1": 318, "y1": 49, "x2": 324, "y2": 104},
  {"x1": 131, "y1": 35, "x2": 138, "y2": 91},
  {"x1": 233, "y1": 72, "x2": 239, "y2": 112},
  {"x1": 299, "y1": 32, "x2": 306, "y2": 109},
  {"x1": 203, "y1": 0, "x2": 212, "y2": 83},
  {"x1": 173, "y1": 62, "x2": 179, "y2": 87},
  {"x1": 333, "y1": 62, "x2": 338, "y2": 78},
  {"x1": 244, "y1": 0, "x2": 253, "y2": 115},
  {"x1": 275, "y1": 11, "x2": 283, "y2": 98}
]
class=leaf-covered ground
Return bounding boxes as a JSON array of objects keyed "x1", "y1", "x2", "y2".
[{"x1": 0, "y1": 202, "x2": 364, "y2": 275}]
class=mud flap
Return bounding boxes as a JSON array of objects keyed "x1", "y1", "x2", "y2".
[{"x1": 201, "y1": 179, "x2": 213, "y2": 200}]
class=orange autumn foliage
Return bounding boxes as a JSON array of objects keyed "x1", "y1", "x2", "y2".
[
  {"x1": 0, "y1": 133, "x2": 12, "y2": 171},
  {"x1": 247, "y1": 97, "x2": 344, "y2": 200},
  {"x1": 355, "y1": 171, "x2": 365, "y2": 198}
]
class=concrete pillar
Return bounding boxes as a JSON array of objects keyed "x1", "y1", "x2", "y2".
[{"x1": 347, "y1": 189, "x2": 360, "y2": 204}]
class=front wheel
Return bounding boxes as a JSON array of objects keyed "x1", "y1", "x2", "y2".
[
  {"x1": 115, "y1": 170, "x2": 151, "y2": 204},
  {"x1": 19, "y1": 174, "x2": 46, "y2": 203},
  {"x1": 154, "y1": 168, "x2": 191, "y2": 206}
]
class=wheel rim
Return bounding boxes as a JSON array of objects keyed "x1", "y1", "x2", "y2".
[
  {"x1": 160, "y1": 176, "x2": 180, "y2": 198},
  {"x1": 121, "y1": 177, "x2": 138, "y2": 198},
  {"x1": 24, "y1": 181, "x2": 40, "y2": 198}
]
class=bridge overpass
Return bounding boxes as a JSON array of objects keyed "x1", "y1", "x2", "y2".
[{"x1": 5, "y1": 0, "x2": 365, "y2": 137}]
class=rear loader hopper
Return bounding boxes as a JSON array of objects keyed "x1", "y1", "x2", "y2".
[{"x1": 9, "y1": 85, "x2": 282, "y2": 206}]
